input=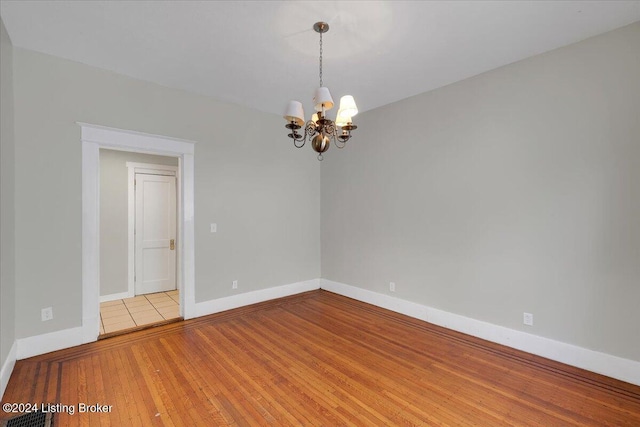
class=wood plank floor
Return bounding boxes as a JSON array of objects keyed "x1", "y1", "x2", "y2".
[{"x1": 2, "y1": 290, "x2": 639, "y2": 426}]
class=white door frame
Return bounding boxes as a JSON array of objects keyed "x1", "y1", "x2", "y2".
[
  {"x1": 80, "y1": 123, "x2": 196, "y2": 344},
  {"x1": 126, "y1": 162, "x2": 179, "y2": 298}
]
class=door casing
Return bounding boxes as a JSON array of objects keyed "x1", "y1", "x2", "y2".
[{"x1": 80, "y1": 123, "x2": 196, "y2": 344}]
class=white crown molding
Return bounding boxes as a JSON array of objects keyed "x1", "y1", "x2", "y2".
[
  {"x1": 320, "y1": 279, "x2": 640, "y2": 386},
  {"x1": 0, "y1": 340, "x2": 17, "y2": 400}
]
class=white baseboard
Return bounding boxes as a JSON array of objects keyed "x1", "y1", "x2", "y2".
[
  {"x1": 195, "y1": 279, "x2": 320, "y2": 318},
  {"x1": 99, "y1": 291, "x2": 132, "y2": 303},
  {"x1": 11, "y1": 280, "x2": 320, "y2": 362},
  {"x1": 1, "y1": 340, "x2": 17, "y2": 400},
  {"x1": 13, "y1": 278, "x2": 638, "y2": 386},
  {"x1": 320, "y1": 279, "x2": 640, "y2": 386},
  {"x1": 17, "y1": 326, "x2": 85, "y2": 360}
]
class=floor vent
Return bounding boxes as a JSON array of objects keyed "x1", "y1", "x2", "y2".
[{"x1": 1, "y1": 411, "x2": 53, "y2": 427}]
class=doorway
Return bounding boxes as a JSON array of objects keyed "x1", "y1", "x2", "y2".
[
  {"x1": 99, "y1": 291, "x2": 180, "y2": 336},
  {"x1": 98, "y1": 152, "x2": 181, "y2": 335},
  {"x1": 81, "y1": 123, "x2": 196, "y2": 344}
]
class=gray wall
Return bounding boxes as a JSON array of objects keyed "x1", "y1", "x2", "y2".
[
  {"x1": 0, "y1": 17, "x2": 16, "y2": 374},
  {"x1": 6, "y1": 14, "x2": 638, "y2": 366},
  {"x1": 12, "y1": 47, "x2": 320, "y2": 340},
  {"x1": 100, "y1": 149, "x2": 179, "y2": 297},
  {"x1": 321, "y1": 23, "x2": 640, "y2": 362}
]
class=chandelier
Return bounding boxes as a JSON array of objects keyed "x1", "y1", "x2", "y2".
[{"x1": 284, "y1": 22, "x2": 358, "y2": 161}]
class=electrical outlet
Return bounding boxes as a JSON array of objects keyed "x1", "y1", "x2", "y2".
[
  {"x1": 210, "y1": 223, "x2": 217, "y2": 233},
  {"x1": 41, "y1": 307, "x2": 53, "y2": 322},
  {"x1": 232, "y1": 280, "x2": 238, "y2": 289},
  {"x1": 523, "y1": 312, "x2": 533, "y2": 326},
  {"x1": 389, "y1": 282, "x2": 396, "y2": 292}
]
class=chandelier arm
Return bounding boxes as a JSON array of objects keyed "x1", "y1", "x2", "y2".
[
  {"x1": 293, "y1": 133, "x2": 306, "y2": 148},
  {"x1": 329, "y1": 123, "x2": 336, "y2": 135},
  {"x1": 287, "y1": 120, "x2": 307, "y2": 147},
  {"x1": 333, "y1": 128, "x2": 347, "y2": 149},
  {"x1": 305, "y1": 121, "x2": 318, "y2": 138}
]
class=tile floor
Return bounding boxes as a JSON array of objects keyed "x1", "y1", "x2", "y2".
[{"x1": 100, "y1": 290, "x2": 180, "y2": 335}]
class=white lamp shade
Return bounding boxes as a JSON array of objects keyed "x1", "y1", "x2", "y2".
[
  {"x1": 284, "y1": 101, "x2": 305, "y2": 126},
  {"x1": 311, "y1": 113, "x2": 319, "y2": 124},
  {"x1": 338, "y1": 95, "x2": 358, "y2": 118},
  {"x1": 313, "y1": 87, "x2": 334, "y2": 111},
  {"x1": 335, "y1": 110, "x2": 351, "y2": 127}
]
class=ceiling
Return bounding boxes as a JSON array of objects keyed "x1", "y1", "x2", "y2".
[{"x1": 1, "y1": 1, "x2": 639, "y2": 118}]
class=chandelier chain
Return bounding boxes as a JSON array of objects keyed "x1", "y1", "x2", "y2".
[{"x1": 319, "y1": 30, "x2": 323, "y2": 87}]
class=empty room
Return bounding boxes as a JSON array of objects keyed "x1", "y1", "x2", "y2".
[{"x1": 1, "y1": 1, "x2": 639, "y2": 425}]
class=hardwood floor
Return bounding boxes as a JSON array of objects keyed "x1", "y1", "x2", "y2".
[{"x1": 2, "y1": 290, "x2": 639, "y2": 426}]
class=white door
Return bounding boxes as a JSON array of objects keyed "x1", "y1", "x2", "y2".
[{"x1": 135, "y1": 173, "x2": 177, "y2": 295}]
